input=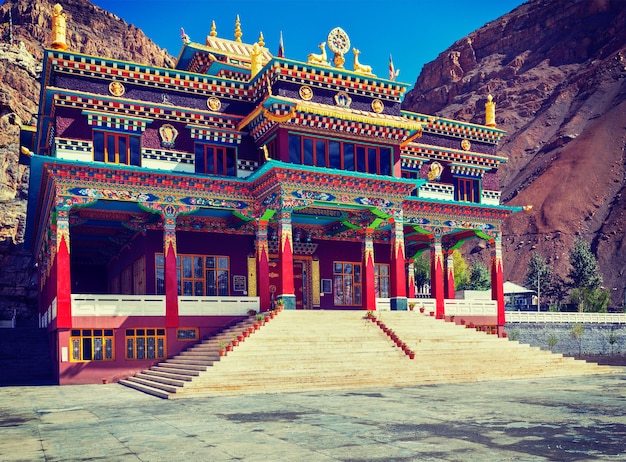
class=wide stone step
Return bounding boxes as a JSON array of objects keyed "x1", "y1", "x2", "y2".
[
  {"x1": 142, "y1": 369, "x2": 195, "y2": 382},
  {"x1": 122, "y1": 375, "x2": 179, "y2": 393},
  {"x1": 167, "y1": 357, "x2": 216, "y2": 366},
  {"x1": 135, "y1": 371, "x2": 187, "y2": 387},
  {"x1": 118, "y1": 378, "x2": 172, "y2": 399},
  {"x1": 150, "y1": 365, "x2": 202, "y2": 376}
]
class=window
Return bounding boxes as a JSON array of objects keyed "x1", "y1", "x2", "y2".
[
  {"x1": 156, "y1": 253, "x2": 230, "y2": 296},
  {"x1": 333, "y1": 262, "x2": 362, "y2": 306},
  {"x1": 70, "y1": 329, "x2": 114, "y2": 362},
  {"x1": 195, "y1": 144, "x2": 236, "y2": 176},
  {"x1": 375, "y1": 264, "x2": 390, "y2": 298},
  {"x1": 125, "y1": 328, "x2": 166, "y2": 360},
  {"x1": 93, "y1": 131, "x2": 141, "y2": 166},
  {"x1": 455, "y1": 177, "x2": 480, "y2": 203},
  {"x1": 288, "y1": 134, "x2": 392, "y2": 176},
  {"x1": 177, "y1": 328, "x2": 198, "y2": 341}
]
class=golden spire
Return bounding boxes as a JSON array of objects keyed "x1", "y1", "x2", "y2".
[
  {"x1": 210, "y1": 20, "x2": 217, "y2": 37},
  {"x1": 234, "y1": 15, "x2": 242, "y2": 42},
  {"x1": 485, "y1": 94, "x2": 496, "y2": 127},
  {"x1": 50, "y1": 3, "x2": 68, "y2": 51},
  {"x1": 258, "y1": 31, "x2": 265, "y2": 47}
]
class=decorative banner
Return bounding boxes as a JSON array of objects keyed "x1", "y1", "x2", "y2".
[
  {"x1": 181, "y1": 197, "x2": 248, "y2": 209},
  {"x1": 68, "y1": 187, "x2": 158, "y2": 203}
]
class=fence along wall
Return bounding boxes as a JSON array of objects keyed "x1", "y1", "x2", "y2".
[{"x1": 505, "y1": 312, "x2": 626, "y2": 356}]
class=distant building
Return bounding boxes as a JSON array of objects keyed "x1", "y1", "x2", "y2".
[
  {"x1": 504, "y1": 281, "x2": 535, "y2": 311},
  {"x1": 20, "y1": 5, "x2": 524, "y2": 384}
]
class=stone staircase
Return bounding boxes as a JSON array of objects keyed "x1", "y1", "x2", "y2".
[{"x1": 119, "y1": 310, "x2": 616, "y2": 399}]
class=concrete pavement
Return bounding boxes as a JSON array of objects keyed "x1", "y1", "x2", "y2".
[{"x1": 1, "y1": 371, "x2": 625, "y2": 461}]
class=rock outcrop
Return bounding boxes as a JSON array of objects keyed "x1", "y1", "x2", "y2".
[
  {"x1": 0, "y1": 0, "x2": 174, "y2": 322},
  {"x1": 404, "y1": 0, "x2": 626, "y2": 307}
]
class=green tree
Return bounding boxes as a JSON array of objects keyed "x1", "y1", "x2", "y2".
[
  {"x1": 570, "y1": 324, "x2": 584, "y2": 358},
  {"x1": 412, "y1": 253, "x2": 430, "y2": 293},
  {"x1": 567, "y1": 238, "x2": 602, "y2": 290},
  {"x1": 567, "y1": 239, "x2": 609, "y2": 312},
  {"x1": 452, "y1": 249, "x2": 468, "y2": 290},
  {"x1": 524, "y1": 251, "x2": 553, "y2": 311},
  {"x1": 465, "y1": 261, "x2": 490, "y2": 290}
]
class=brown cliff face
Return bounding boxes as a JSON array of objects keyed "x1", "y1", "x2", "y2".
[
  {"x1": 404, "y1": 0, "x2": 626, "y2": 307},
  {"x1": 0, "y1": 0, "x2": 174, "y2": 322}
]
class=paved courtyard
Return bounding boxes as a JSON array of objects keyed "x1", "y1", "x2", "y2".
[{"x1": 0, "y1": 372, "x2": 624, "y2": 461}]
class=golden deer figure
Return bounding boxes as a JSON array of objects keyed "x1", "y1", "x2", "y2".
[
  {"x1": 352, "y1": 48, "x2": 374, "y2": 75},
  {"x1": 307, "y1": 42, "x2": 328, "y2": 65}
]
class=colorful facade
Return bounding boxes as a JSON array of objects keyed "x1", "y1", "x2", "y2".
[{"x1": 22, "y1": 7, "x2": 523, "y2": 384}]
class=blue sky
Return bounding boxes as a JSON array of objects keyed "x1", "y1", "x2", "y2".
[{"x1": 89, "y1": 1, "x2": 525, "y2": 82}]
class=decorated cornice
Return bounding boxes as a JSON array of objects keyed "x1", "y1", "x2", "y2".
[
  {"x1": 52, "y1": 90, "x2": 241, "y2": 129},
  {"x1": 271, "y1": 59, "x2": 410, "y2": 101},
  {"x1": 240, "y1": 96, "x2": 422, "y2": 143},
  {"x1": 403, "y1": 197, "x2": 518, "y2": 224},
  {"x1": 46, "y1": 50, "x2": 250, "y2": 100},
  {"x1": 401, "y1": 143, "x2": 506, "y2": 169},
  {"x1": 402, "y1": 111, "x2": 505, "y2": 144},
  {"x1": 187, "y1": 124, "x2": 243, "y2": 144},
  {"x1": 83, "y1": 110, "x2": 152, "y2": 133}
]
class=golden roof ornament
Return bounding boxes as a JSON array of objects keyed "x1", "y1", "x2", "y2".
[
  {"x1": 50, "y1": 3, "x2": 68, "y2": 51},
  {"x1": 327, "y1": 27, "x2": 350, "y2": 69},
  {"x1": 352, "y1": 48, "x2": 374, "y2": 76},
  {"x1": 258, "y1": 31, "x2": 265, "y2": 47},
  {"x1": 210, "y1": 20, "x2": 217, "y2": 37},
  {"x1": 234, "y1": 15, "x2": 242, "y2": 43},
  {"x1": 250, "y1": 42, "x2": 263, "y2": 77},
  {"x1": 485, "y1": 94, "x2": 496, "y2": 127}
]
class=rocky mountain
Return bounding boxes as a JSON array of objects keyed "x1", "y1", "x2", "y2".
[
  {"x1": 0, "y1": 0, "x2": 173, "y2": 322},
  {"x1": 404, "y1": 0, "x2": 626, "y2": 308}
]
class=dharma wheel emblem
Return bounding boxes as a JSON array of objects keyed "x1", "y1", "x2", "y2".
[
  {"x1": 207, "y1": 96, "x2": 221, "y2": 111},
  {"x1": 461, "y1": 139, "x2": 471, "y2": 151},
  {"x1": 108, "y1": 81, "x2": 125, "y2": 97},
  {"x1": 371, "y1": 99, "x2": 384, "y2": 113},
  {"x1": 299, "y1": 85, "x2": 313, "y2": 101}
]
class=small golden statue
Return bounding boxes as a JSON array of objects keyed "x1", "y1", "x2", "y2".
[
  {"x1": 485, "y1": 94, "x2": 496, "y2": 127},
  {"x1": 250, "y1": 42, "x2": 263, "y2": 77},
  {"x1": 50, "y1": 3, "x2": 68, "y2": 51}
]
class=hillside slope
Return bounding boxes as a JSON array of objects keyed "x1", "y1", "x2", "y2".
[{"x1": 403, "y1": 0, "x2": 626, "y2": 307}]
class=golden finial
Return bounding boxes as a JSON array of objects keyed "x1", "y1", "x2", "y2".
[
  {"x1": 50, "y1": 3, "x2": 68, "y2": 51},
  {"x1": 234, "y1": 15, "x2": 242, "y2": 43},
  {"x1": 210, "y1": 20, "x2": 217, "y2": 37},
  {"x1": 485, "y1": 94, "x2": 496, "y2": 127},
  {"x1": 258, "y1": 31, "x2": 265, "y2": 47}
]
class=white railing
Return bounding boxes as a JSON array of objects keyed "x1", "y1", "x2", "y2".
[
  {"x1": 178, "y1": 296, "x2": 259, "y2": 316},
  {"x1": 71, "y1": 295, "x2": 166, "y2": 316},
  {"x1": 417, "y1": 183, "x2": 454, "y2": 201},
  {"x1": 445, "y1": 299, "x2": 498, "y2": 317},
  {"x1": 506, "y1": 311, "x2": 626, "y2": 324}
]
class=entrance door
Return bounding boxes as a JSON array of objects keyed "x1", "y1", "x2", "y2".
[{"x1": 294, "y1": 260, "x2": 310, "y2": 309}]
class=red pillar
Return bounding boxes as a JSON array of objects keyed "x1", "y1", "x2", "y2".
[
  {"x1": 407, "y1": 259, "x2": 416, "y2": 299},
  {"x1": 278, "y1": 211, "x2": 295, "y2": 309},
  {"x1": 444, "y1": 250, "x2": 455, "y2": 300},
  {"x1": 163, "y1": 216, "x2": 179, "y2": 328},
  {"x1": 363, "y1": 228, "x2": 376, "y2": 310},
  {"x1": 430, "y1": 236, "x2": 445, "y2": 318},
  {"x1": 256, "y1": 220, "x2": 271, "y2": 311},
  {"x1": 389, "y1": 217, "x2": 407, "y2": 310},
  {"x1": 491, "y1": 238, "x2": 506, "y2": 329},
  {"x1": 55, "y1": 208, "x2": 72, "y2": 329}
]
